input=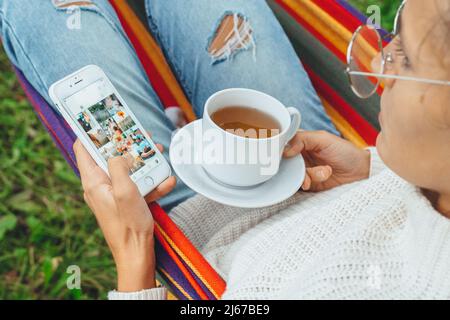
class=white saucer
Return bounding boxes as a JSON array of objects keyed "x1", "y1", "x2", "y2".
[{"x1": 169, "y1": 120, "x2": 306, "y2": 208}]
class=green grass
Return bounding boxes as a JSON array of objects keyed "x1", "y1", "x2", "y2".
[
  {"x1": 0, "y1": 48, "x2": 116, "y2": 299},
  {"x1": 0, "y1": 1, "x2": 401, "y2": 299}
]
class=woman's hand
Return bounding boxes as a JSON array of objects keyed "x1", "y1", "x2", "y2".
[
  {"x1": 283, "y1": 130, "x2": 370, "y2": 192},
  {"x1": 73, "y1": 140, "x2": 176, "y2": 292}
]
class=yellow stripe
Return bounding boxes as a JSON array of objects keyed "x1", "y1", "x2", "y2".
[
  {"x1": 159, "y1": 268, "x2": 194, "y2": 300},
  {"x1": 321, "y1": 97, "x2": 368, "y2": 148},
  {"x1": 155, "y1": 224, "x2": 220, "y2": 299},
  {"x1": 111, "y1": 1, "x2": 197, "y2": 122}
]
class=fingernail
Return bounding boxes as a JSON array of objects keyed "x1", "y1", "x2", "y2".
[{"x1": 317, "y1": 170, "x2": 325, "y2": 180}]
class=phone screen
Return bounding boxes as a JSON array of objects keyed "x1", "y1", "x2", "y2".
[{"x1": 63, "y1": 80, "x2": 161, "y2": 176}]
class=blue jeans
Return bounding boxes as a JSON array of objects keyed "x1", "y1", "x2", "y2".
[{"x1": 0, "y1": 0, "x2": 339, "y2": 210}]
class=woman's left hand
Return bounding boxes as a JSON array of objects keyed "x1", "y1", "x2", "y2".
[
  {"x1": 73, "y1": 139, "x2": 176, "y2": 292},
  {"x1": 283, "y1": 130, "x2": 370, "y2": 192}
]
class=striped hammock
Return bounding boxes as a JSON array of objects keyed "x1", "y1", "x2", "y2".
[{"x1": 10, "y1": 0, "x2": 382, "y2": 300}]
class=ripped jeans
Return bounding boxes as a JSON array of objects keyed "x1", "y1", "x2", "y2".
[{"x1": 0, "y1": 0, "x2": 339, "y2": 210}]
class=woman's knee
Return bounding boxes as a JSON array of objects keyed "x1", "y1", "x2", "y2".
[{"x1": 0, "y1": 0, "x2": 139, "y2": 103}]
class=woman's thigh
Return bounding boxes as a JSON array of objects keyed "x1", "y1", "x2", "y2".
[
  {"x1": 145, "y1": 0, "x2": 339, "y2": 135},
  {"x1": 0, "y1": 0, "x2": 195, "y2": 209}
]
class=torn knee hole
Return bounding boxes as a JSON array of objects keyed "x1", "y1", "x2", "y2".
[
  {"x1": 52, "y1": 0, "x2": 95, "y2": 9},
  {"x1": 207, "y1": 12, "x2": 256, "y2": 64}
]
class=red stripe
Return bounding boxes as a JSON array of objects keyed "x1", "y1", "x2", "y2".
[
  {"x1": 110, "y1": 2, "x2": 178, "y2": 108},
  {"x1": 304, "y1": 65, "x2": 379, "y2": 145}
]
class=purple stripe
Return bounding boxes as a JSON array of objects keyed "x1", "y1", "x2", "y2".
[
  {"x1": 179, "y1": 255, "x2": 217, "y2": 300},
  {"x1": 14, "y1": 67, "x2": 79, "y2": 174},
  {"x1": 155, "y1": 240, "x2": 202, "y2": 300},
  {"x1": 336, "y1": 0, "x2": 367, "y2": 23}
]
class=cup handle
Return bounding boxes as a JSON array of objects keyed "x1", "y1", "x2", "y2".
[{"x1": 285, "y1": 107, "x2": 302, "y2": 143}]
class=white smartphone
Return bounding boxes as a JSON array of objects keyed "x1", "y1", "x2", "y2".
[{"x1": 49, "y1": 65, "x2": 171, "y2": 196}]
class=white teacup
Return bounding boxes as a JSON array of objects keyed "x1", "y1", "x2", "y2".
[{"x1": 202, "y1": 88, "x2": 301, "y2": 188}]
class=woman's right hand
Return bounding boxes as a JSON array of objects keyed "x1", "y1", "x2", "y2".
[
  {"x1": 73, "y1": 140, "x2": 176, "y2": 292},
  {"x1": 283, "y1": 130, "x2": 371, "y2": 192}
]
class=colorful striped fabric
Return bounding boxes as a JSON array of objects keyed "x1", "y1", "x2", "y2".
[
  {"x1": 268, "y1": 0, "x2": 381, "y2": 147},
  {"x1": 9, "y1": 0, "x2": 383, "y2": 300}
]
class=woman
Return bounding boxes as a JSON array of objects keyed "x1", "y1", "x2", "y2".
[{"x1": 72, "y1": 0, "x2": 450, "y2": 299}]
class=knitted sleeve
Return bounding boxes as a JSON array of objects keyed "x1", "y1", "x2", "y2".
[{"x1": 108, "y1": 287, "x2": 167, "y2": 300}]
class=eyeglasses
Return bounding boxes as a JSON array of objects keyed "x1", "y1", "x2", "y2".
[{"x1": 346, "y1": 0, "x2": 450, "y2": 99}]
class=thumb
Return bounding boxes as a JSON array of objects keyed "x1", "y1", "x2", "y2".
[
  {"x1": 108, "y1": 156, "x2": 140, "y2": 203},
  {"x1": 307, "y1": 165, "x2": 332, "y2": 184}
]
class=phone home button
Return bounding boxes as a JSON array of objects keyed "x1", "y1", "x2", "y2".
[{"x1": 144, "y1": 176, "x2": 154, "y2": 186}]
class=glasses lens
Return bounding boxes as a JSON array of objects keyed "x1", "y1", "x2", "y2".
[{"x1": 347, "y1": 25, "x2": 383, "y2": 98}]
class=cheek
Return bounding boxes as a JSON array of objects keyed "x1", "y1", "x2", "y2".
[{"x1": 376, "y1": 88, "x2": 421, "y2": 171}]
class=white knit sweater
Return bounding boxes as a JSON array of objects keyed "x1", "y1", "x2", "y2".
[{"x1": 109, "y1": 148, "x2": 450, "y2": 300}]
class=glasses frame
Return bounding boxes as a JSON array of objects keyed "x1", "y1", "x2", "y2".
[{"x1": 346, "y1": 0, "x2": 450, "y2": 99}]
